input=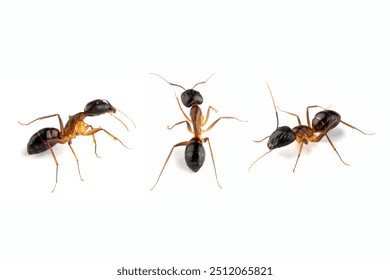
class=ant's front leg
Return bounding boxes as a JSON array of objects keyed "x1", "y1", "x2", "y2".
[
  {"x1": 277, "y1": 107, "x2": 302, "y2": 126},
  {"x1": 175, "y1": 96, "x2": 191, "y2": 122},
  {"x1": 202, "y1": 106, "x2": 218, "y2": 126},
  {"x1": 84, "y1": 127, "x2": 131, "y2": 150}
]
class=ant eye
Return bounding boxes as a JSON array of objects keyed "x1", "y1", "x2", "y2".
[{"x1": 181, "y1": 89, "x2": 203, "y2": 107}]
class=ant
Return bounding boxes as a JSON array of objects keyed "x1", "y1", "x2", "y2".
[
  {"x1": 19, "y1": 99, "x2": 135, "y2": 192},
  {"x1": 248, "y1": 83, "x2": 374, "y2": 172},
  {"x1": 150, "y1": 73, "x2": 245, "y2": 190}
]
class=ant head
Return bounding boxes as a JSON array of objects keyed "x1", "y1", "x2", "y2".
[
  {"x1": 181, "y1": 89, "x2": 203, "y2": 108},
  {"x1": 267, "y1": 126, "x2": 296, "y2": 150},
  {"x1": 84, "y1": 99, "x2": 116, "y2": 116}
]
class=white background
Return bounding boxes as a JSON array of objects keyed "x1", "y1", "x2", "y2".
[{"x1": 0, "y1": 0, "x2": 389, "y2": 279}]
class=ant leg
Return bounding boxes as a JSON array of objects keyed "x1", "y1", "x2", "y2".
[
  {"x1": 91, "y1": 133, "x2": 101, "y2": 158},
  {"x1": 203, "y1": 137, "x2": 222, "y2": 189},
  {"x1": 47, "y1": 145, "x2": 59, "y2": 193},
  {"x1": 278, "y1": 107, "x2": 302, "y2": 126},
  {"x1": 324, "y1": 134, "x2": 350, "y2": 166},
  {"x1": 84, "y1": 128, "x2": 131, "y2": 150},
  {"x1": 19, "y1": 114, "x2": 65, "y2": 133},
  {"x1": 338, "y1": 120, "x2": 375, "y2": 135},
  {"x1": 151, "y1": 141, "x2": 189, "y2": 190},
  {"x1": 175, "y1": 96, "x2": 191, "y2": 122},
  {"x1": 292, "y1": 142, "x2": 304, "y2": 172},
  {"x1": 253, "y1": 135, "x2": 270, "y2": 143},
  {"x1": 202, "y1": 106, "x2": 218, "y2": 126},
  {"x1": 306, "y1": 105, "x2": 330, "y2": 127},
  {"x1": 248, "y1": 149, "x2": 273, "y2": 172},
  {"x1": 203, "y1": 116, "x2": 246, "y2": 133},
  {"x1": 84, "y1": 124, "x2": 101, "y2": 158},
  {"x1": 68, "y1": 142, "x2": 84, "y2": 182},
  {"x1": 167, "y1": 120, "x2": 194, "y2": 134}
]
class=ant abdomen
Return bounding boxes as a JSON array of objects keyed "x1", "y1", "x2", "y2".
[
  {"x1": 267, "y1": 126, "x2": 296, "y2": 150},
  {"x1": 84, "y1": 99, "x2": 116, "y2": 116},
  {"x1": 27, "y1": 127, "x2": 60, "y2": 155},
  {"x1": 312, "y1": 110, "x2": 341, "y2": 132},
  {"x1": 181, "y1": 89, "x2": 203, "y2": 108},
  {"x1": 185, "y1": 138, "x2": 206, "y2": 172}
]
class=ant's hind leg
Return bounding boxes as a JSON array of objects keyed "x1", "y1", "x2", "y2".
[
  {"x1": 325, "y1": 134, "x2": 350, "y2": 166},
  {"x1": 47, "y1": 146, "x2": 60, "y2": 193},
  {"x1": 338, "y1": 120, "x2": 375, "y2": 135},
  {"x1": 151, "y1": 141, "x2": 189, "y2": 190},
  {"x1": 18, "y1": 114, "x2": 65, "y2": 132},
  {"x1": 204, "y1": 137, "x2": 222, "y2": 189}
]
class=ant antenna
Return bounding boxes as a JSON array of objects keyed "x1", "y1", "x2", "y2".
[
  {"x1": 99, "y1": 99, "x2": 136, "y2": 130},
  {"x1": 266, "y1": 82, "x2": 279, "y2": 129},
  {"x1": 192, "y1": 73, "x2": 216, "y2": 89},
  {"x1": 149, "y1": 73, "x2": 186, "y2": 91}
]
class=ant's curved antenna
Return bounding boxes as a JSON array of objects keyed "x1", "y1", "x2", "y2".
[
  {"x1": 149, "y1": 73, "x2": 186, "y2": 91},
  {"x1": 266, "y1": 82, "x2": 279, "y2": 130},
  {"x1": 192, "y1": 73, "x2": 216, "y2": 89},
  {"x1": 99, "y1": 99, "x2": 136, "y2": 130}
]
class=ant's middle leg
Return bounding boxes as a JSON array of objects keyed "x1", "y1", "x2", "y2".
[{"x1": 47, "y1": 144, "x2": 60, "y2": 193}]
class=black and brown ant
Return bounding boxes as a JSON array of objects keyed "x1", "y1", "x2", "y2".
[
  {"x1": 150, "y1": 74, "x2": 245, "y2": 190},
  {"x1": 248, "y1": 83, "x2": 373, "y2": 172},
  {"x1": 19, "y1": 99, "x2": 134, "y2": 192}
]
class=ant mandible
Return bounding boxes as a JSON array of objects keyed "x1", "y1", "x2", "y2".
[
  {"x1": 19, "y1": 99, "x2": 135, "y2": 192},
  {"x1": 248, "y1": 83, "x2": 374, "y2": 172},
  {"x1": 150, "y1": 73, "x2": 245, "y2": 190}
]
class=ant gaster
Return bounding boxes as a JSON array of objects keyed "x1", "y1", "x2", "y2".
[
  {"x1": 150, "y1": 73, "x2": 245, "y2": 190},
  {"x1": 248, "y1": 83, "x2": 374, "y2": 172},
  {"x1": 20, "y1": 99, "x2": 135, "y2": 192}
]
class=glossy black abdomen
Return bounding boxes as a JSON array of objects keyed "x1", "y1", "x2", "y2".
[
  {"x1": 312, "y1": 110, "x2": 341, "y2": 132},
  {"x1": 185, "y1": 138, "x2": 205, "y2": 172},
  {"x1": 27, "y1": 127, "x2": 60, "y2": 155}
]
